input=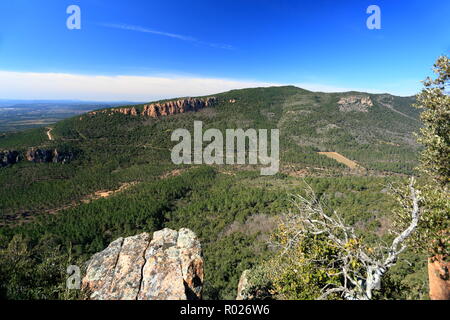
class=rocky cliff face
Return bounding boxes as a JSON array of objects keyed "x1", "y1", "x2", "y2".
[
  {"x1": 81, "y1": 228, "x2": 204, "y2": 300},
  {"x1": 88, "y1": 97, "x2": 217, "y2": 118},
  {"x1": 142, "y1": 97, "x2": 217, "y2": 117},
  {"x1": 337, "y1": 95, "x2": 373, "y2": 112},
  {"x1": 235, "y1": 269, "x2": 272, "y2": 300},
  {"x1": 0, "y1": 150, "x2": 20, "y2": 167},
  {"x1": 1, "y1": 148, "x2": 73, "y2": 167},
  {"x1": 114, "y1": 107, "x2": 138, "y2": 116}
]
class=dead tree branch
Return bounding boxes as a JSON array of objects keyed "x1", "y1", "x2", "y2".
[{"x1": 274, "y1": 177, "x2": 421, "y2": 300}]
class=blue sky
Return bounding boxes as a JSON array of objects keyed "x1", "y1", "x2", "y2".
[{"x1": 0, "y1": 0, "x2": 449, "y2": 100}]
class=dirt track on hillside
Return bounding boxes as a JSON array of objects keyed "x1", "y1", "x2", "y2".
[
  {"x1": 1, "y1": 182, "x2": 138, "y2": 226},
  {"x1": 46, "y1": 127, "x2": 54, "y2": 141}
]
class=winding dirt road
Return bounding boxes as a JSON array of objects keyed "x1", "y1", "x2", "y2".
[{"x1": 46, "y1": 127, "x2": 54, "y2": 141}]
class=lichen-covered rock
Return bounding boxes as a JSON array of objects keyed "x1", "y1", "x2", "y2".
[{"x1": 81, "y1": 228, "x2": 204, "y2": 300}]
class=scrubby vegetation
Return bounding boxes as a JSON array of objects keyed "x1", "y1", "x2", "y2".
[{"x1": 237, "y1": 56, "x2": 449, "y2": 301}]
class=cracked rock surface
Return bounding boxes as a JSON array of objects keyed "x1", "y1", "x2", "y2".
[{"x1": 81, "y1": 228, "x2": 204, "y2": 300}]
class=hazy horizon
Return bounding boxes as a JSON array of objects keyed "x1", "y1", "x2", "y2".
[{"x1": 0, "y1": 83, "x2": 416, "y2": 103}]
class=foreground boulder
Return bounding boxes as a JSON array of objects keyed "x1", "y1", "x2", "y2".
[
  {"x1": 236, "y1": 269, "x2": 273, "y2": 300},
  {"x1": 81, "y1": 228, "x2": 204, "y2": 300}
]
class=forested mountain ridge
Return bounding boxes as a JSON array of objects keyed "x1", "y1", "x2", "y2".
[
  {"x1": 0, "y1": 86, "x2": 426, "y2": 300},
  {"x1": 0, "y1": 86, "x2": 419, "y2": 174}
]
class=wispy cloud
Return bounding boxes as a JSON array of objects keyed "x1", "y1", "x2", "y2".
[{"x1": 99, "y1": 23, "x2": 234, "y2": 50}]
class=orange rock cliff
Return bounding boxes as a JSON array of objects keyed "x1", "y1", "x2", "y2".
[{"x1": 88, "y1": 97, "x2": 217, "y2": 118}]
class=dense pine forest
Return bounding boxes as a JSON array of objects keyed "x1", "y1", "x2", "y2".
[{"x1": 0, "y1": 86, "x2": 428, "y2": 299}]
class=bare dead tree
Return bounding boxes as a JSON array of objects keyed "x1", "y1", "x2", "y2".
[{"x1": 276, "y1": 177, "x2": 421, "y2": 300}]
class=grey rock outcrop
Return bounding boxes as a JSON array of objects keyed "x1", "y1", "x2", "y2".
[
  {"x1": 142, "y1": 97, "x2": 217, "y2": 117},
  {"x1": 236, "y1": 269, "x2": 252, "y2": 300},
  {"x1": 428, "y1": 255, "x2": 450, "y2": 300},
  {"x1": 81, "y1": 228, "x2": 204, "y2": 300},
  {"x1": 0, "y1": 150, "x2": 20, "y2": 167},
  {"x1": 236, "y1": 269, "x2": 272, "y2": 300},
  {"x1": 25, "y1": 148, "x2": 53, "y2": 163},
  {"x1": 1, "y1": 148, "x2": 74, "y2": 168}
]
